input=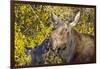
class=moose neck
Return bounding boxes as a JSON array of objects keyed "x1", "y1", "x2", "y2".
[
  {"x1": 64, "y1": 28, "x2": 81, "y2": 63},
  {"x1": 70, "y1": 28, "x2": 82, "y2": 52}
]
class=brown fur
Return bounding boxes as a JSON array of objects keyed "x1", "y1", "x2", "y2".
[
  {"x1": 72, "y1": 31, "x2": 96, "y2": 63},
  {"x1": 50, "y1": 12, "x2": 96, "y2": 64}
]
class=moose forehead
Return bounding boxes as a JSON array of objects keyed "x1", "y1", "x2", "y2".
[{"x1": 51, "y1": 23, "x2": 70, "y2": 34}]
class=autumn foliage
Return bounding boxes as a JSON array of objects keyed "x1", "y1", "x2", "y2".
[{"x1": 14, "y1": 3, "x2": 95, "y2": 66}]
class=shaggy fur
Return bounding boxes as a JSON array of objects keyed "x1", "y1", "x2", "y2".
[{"x1": 50, "y1": 12, "x2": 96, "y2": 64}]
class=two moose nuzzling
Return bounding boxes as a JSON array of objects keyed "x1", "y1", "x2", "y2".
[{"x1": 25, "y1": 11, "x2": 96, "y2": 65}]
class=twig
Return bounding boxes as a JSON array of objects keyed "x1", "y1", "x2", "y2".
[{"x1": 29, "y1": 5, "x2": 43, "y2": 24}]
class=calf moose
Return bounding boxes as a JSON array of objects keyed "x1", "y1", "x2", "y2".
[
  {"x1": 25, "y1": 37, "x2": 50, "y2": 65},
  {"x1": 50, "y1": 11, "x2": 96, "y2": 64}
]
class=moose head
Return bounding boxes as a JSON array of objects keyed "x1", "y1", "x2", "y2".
[
  {"x1": 24, "y1": 37, "x2": 50, "y2": 64},
  {"x1": 49, "y1": 11, "x2": 80, "y2": 63},
  {"x1": 50, "y1": 11, "x2": 80, "y2": 50}
]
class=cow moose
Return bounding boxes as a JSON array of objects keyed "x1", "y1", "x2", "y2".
[{"x1": 50, "y1": 11, "x2": 96, "y2": 64}]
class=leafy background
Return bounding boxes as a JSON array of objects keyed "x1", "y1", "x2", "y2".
[{"x1": 14, "y1": 3, "x2": 95, "y2": 66}]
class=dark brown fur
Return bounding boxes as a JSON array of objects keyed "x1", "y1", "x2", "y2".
[
  {"x1": 50, "y1": 12, "x2": 96, "y2": 64},
  {"x1": 70, "y1": 30, "x2": 95, "y2": 63}
]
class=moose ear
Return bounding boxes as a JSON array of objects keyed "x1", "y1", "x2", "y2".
[
  {"x1": 25, "y1": 47, "x2": 33, "y2": 55},
  {"x1": 51, "y1": 12, "x2": 59, "y2": 23},
  {"x1": 51, "y1": 12, "x2": 62, "y2": 29},
  {"x1": 70, "y1": 11, "x2": 80, "y2": 27}
]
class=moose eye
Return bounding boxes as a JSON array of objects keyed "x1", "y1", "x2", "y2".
[{"x1": 45, "y1": 40, "x2": 48, "y2": 43}]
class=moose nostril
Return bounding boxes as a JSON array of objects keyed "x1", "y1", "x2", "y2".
[
  {"x1": 52, "y1": 28, "x2": 55, "y2": 31},
  {"x1": 65, "y1": 29, "x2": 67, "y2": 31}
]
